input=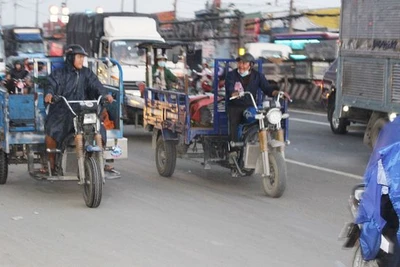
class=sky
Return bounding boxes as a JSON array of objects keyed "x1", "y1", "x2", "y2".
[{"x1": 0, "y1": 0, "x2": 341, "y2": 27}]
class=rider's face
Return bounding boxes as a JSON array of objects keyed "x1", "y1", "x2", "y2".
[
  {"x1": 237, "y1": 61, "x2": 250, "y2": 74},
  {"x1": 73, "y1": 54, "x2": 85, "y2": 69}
]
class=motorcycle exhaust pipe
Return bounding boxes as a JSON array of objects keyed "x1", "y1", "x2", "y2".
[{"x1": 259, "y1": 129, "x2": 270, "y2": 176}]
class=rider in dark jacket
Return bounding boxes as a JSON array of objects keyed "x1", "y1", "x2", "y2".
[
  {"x1": 226, "y1": 53, "x2": 290, "y2": 143},
  {"x1": 44, "y1": 44, "x2": 113, "y2": 173},
  {"x1": 3, "y1": 61, "x2": 30, "y2": 94}
]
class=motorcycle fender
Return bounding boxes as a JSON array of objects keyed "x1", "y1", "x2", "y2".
[
  {"x1": 152, "y1": 130, "x2": 160, "y2": 149},
  {"x1": 339, "y1": 222, "x2": 360, "y2": 248},
  {"x1": 255, "y1": 156, "x2": 263, "y2": 175},
  {"x1": 161, "y1": 129, "x2": 178, "y2": 142},
  {"x1": 268, "y1": 139, "x2": 285, "y2": 148},
  {"x1": 152, "y1": 129, "x2": 178, "y2": 149}
]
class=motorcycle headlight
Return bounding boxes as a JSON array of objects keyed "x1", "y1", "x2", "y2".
[
  {"x1": 266, "y1": 108, "x2": 282, "y2": 125},
  {"x1": 83, "y1": 113, "x2": 97, "y2": 124}
]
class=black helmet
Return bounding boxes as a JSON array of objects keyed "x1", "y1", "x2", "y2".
[
  {"x1": 65, "y1": 44, "x2": 87, "y2": 67},
  {"x1": 236, "y1": 53, "x2": 255, "y2": 63},
  {"x1": 65, "y1": 44, "x2": 88, "y2": 56},
  {"x1": 14, "y1": 60, "x2": 22, "y2": 66}
]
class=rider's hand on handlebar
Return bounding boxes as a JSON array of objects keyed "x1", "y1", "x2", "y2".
[
  {"x1": 105, "y1": 94, "x2": 114, "y2": 103},
  {"x1": 45, "y1": 93, "x2": 53, "y2": 103},
  {"x1": 273, "y1": 90, "x2": 292, "y2": 102}
]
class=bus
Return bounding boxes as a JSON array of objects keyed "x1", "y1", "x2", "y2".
[
  {"x1": 265, "y1": 31, "x2": 339, "y2": 83},
  {"x1": 272, "y1": 31, "x2": 339, "y2": 61}
]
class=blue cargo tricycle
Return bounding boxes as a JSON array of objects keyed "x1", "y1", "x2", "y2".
[
  {"x1": 144, "y1": 59, "x2": 290, "y2": 198},
  {"x1": 0, "y1": 57, "x2": 128, "y2": 207}
]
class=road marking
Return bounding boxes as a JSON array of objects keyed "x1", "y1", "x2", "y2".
[
  {"x1": 290, "y1": 117, "x2": 330, "y2": 126},
  {"x1": 289, "y1": 109, "x2": 326, "y2": 116},
  {"x1": 286, "y1": 159, "x2": 363, "y2": 180}
]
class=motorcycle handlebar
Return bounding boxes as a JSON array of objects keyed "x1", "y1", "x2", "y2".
[
  {"x1": 229, "y1": 91, "x2": 258, "y2": 109},
  {"x1": 51, "y1": 95, "x2": 103, "y2": 117}
]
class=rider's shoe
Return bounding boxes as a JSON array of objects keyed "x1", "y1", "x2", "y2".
[{"x1": 228, "y1": 151, "x2": 238, "y2": 165}]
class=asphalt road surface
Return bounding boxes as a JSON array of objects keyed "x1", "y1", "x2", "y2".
[{"x1": 0, "y1": 109, "x2": 372, "y2": 267}]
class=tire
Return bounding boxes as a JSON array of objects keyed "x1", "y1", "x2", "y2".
[
  {"x1": 83, "y1": 157, "x2": 102, "y2": 208},
  {"x1": 328, "y1": 105, "x2": 348, "y2": 134},
  {"x1": 370, "y1": 118, "x2": 387, "y2": 148},
  {"x1": 155, "y1": 138, "x2": 177, "y2": 177},
  {"x1": 352, "y1": 246, "x2": 378, "y2": 267},
  {"x1": 262, "y1": 151, "x2": 287, "y2": 198},
  {"x1": 0, "y1": 150, "x2": 8, "y2": 185}
]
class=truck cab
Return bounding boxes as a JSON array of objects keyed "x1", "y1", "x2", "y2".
[{"x1": 3, "y1": 27, "x2": 45, "y2": 58}]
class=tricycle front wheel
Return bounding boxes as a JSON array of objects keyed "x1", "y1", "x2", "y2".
[
  {"x1": 262, "y1": 152, "x2": 287, "y2": 198},
  {"x1": 83, "y1": 157, "x2": 103, "y2": 208},
  {"x1": 155, "y1": 138, "x2": 176, "y2": 177},
  {"x1": 0, "y1": 150, "x2": 8, "y2": 184}
]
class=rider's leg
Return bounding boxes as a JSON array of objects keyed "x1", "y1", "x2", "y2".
[
  {"x1": 228, "y1": 106, "x2": 246, "y2": 143},
  {"x1": 45, "y1": 135, "x2": 57, "y2": 170}
]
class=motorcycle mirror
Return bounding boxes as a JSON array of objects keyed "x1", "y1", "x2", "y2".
[{"x1": 103, "y1": 58, "x2": 114, "y2": 68}]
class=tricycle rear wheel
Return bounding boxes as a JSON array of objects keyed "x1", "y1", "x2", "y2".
[
  {"x1": 156, "y1": 138, "x2": 176, "y2": 177},
  {"x1": 0, "y1": 150, "x2": 8, "y2": 184},
  {"x1": 262, "y1": 151, "x2": 287, "y2": 198},
  {"x1": 83, "y1": 157, "x2": 103, "y2": 208}
]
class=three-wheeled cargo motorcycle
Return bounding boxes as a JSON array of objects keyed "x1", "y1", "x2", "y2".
[
  {"x1": 144, "y1": 58, "x2": 290, "y2": 198},
  {"x1": 0, "y1": 57, "x2": 128, "y2": 208}
]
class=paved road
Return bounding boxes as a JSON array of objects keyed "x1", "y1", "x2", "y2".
[{"x1": 0, "y1": 109, "x2": 372, "y2": 267}]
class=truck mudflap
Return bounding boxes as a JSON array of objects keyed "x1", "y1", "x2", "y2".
[{"x1": 104, "y1": 137, "x2": 128, "y2": 160}]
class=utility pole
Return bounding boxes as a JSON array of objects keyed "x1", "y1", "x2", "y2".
[
  {"x1": 35, "y1": 0, "x2": 39, "y2": 27},
  {"x1": 14, "y1": 0, "x2": 17, "y2": 25},
  {"x1": 121, "y1": 0, "x2": 124, "y2": 12},
  {"x1": 133, "y1": 0, "x2": 136, "y2": 12},
  {"x1": 0, "y1": 1, "x2": 2, "y2": 26},
  {"x1": 238, "y1": 11, "x2": 245, "y2": 55},
  {"x1": 288, "y1": 0, "x2": 294, "y2": 33},
  {"x1": 173, "y1": 0, "x2": 177, "y2": 17}
]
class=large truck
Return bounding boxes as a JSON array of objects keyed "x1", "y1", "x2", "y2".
[
  {"x1": 329, "y1": 0, "x2": 400, "y2": 147},
  {"x1": 2, "y1": 27, "x2": 46, "y2": 59},
  {"x1": 66, "y1": 12, "x2": 165, "y2": 125}
]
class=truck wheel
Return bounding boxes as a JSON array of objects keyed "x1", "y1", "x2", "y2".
[
  {"x1": 328, "y1": 106, "x2": 348, "y2": 134},
  {"x1": 262, "y1": 151, "x2": 287, "y2": 198},
  {"x1": 0, "y1": 150, "x2": 8, "y2": 184},
  {"x1": 370, "y1": 118, "x2": 387, "y2": 148},
  {"x1": 83, "y1": 157, "x2": 102, "y2": 208},
  {"x1": 156, "y1": 138, "x2": 176, "y2": 177}
]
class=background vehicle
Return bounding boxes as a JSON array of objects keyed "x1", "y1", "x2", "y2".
[
  {"x1": 2, "y1": 27, "x2": 45, "y2": 58},
  {"x1": 321, "y1": 58, "x2": 338, "y2": 108},
  {"x1": 331, "y1": 0, "x2": 400, "y2": 148},
  {"x1": 269, "y1": 31, "x2": 338, "y2": 82},
  {"x1": 67, "y1": 12, "x2": 165, "y2": 126}
]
